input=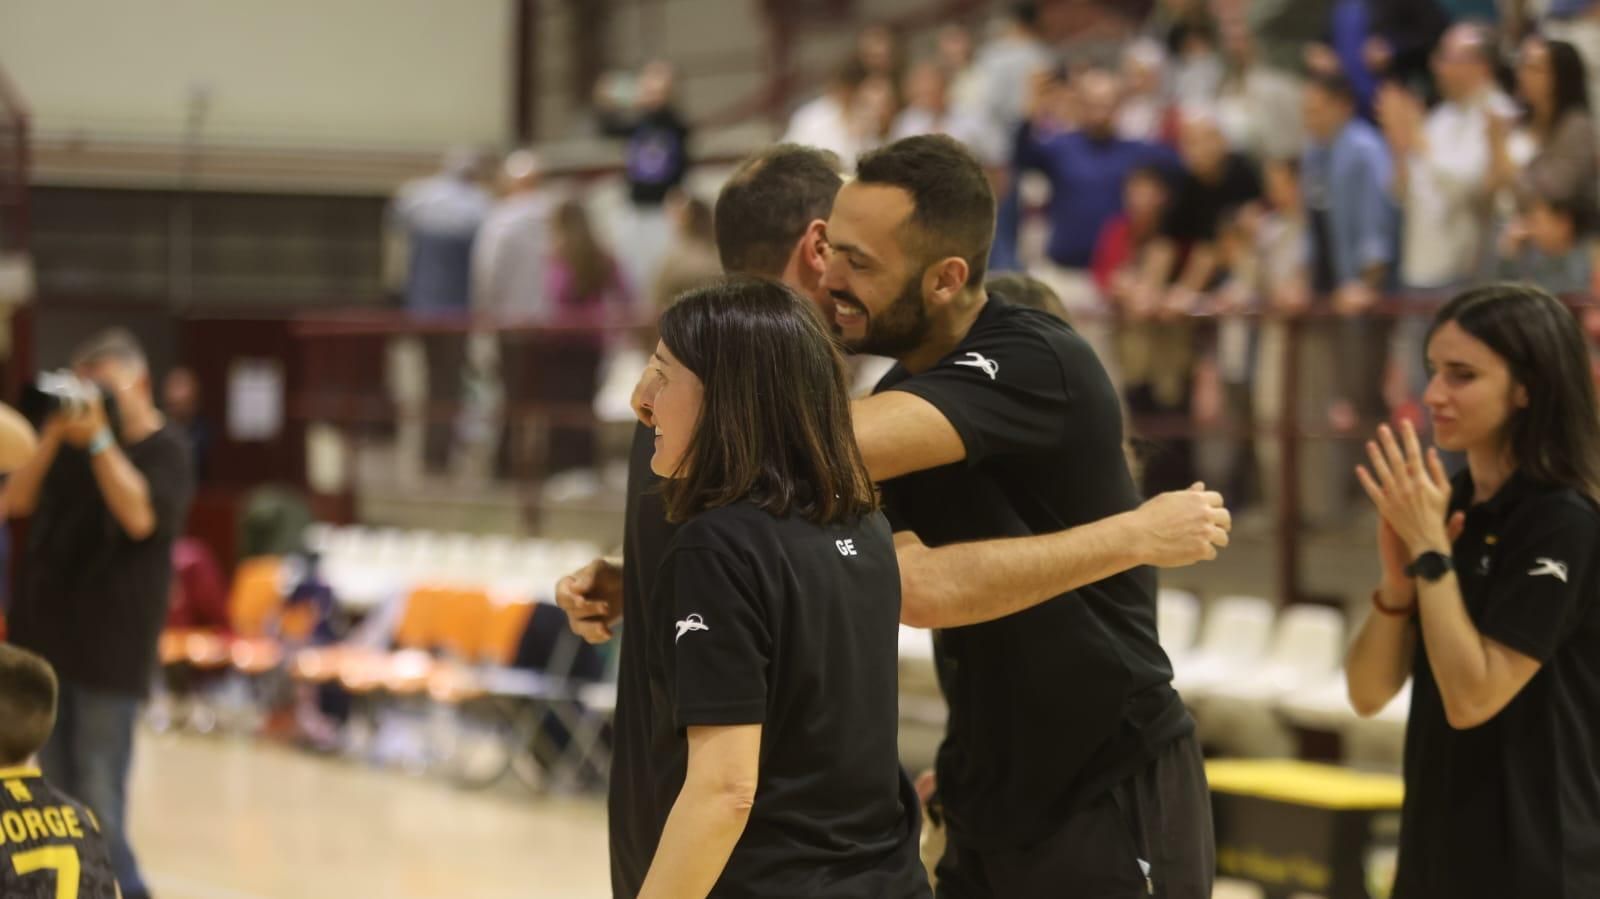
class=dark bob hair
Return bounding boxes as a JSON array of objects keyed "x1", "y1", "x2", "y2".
[{"x1": 656, "y1": 276, "x2": 878, "y2": 525}]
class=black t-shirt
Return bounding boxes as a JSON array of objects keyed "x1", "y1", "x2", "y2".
[
  {"x1": 1394, "y1": 471, "x2": 1600, "y2": 899},
  {"x1": 1160, "y1": 153, "x2": 1263, "y2": 245},
  {"x1": 602, "y1": 108, "x2": 691, "y2": 207},
  {"x1": 609, "y1": 423, "x2": 682, "y2": 896},
  {"x1": 0, "y1": 766, "x2": 119, "y2": 899},
  {"x1": 875, "y1": 296, "x2": 1192, "y2": 850},
  {"x1": 645, "y1": 502, "x2": 926, "y2": 898},
  {"x1": 9, "y1": 426, "x2": 194, "y2": 698}
]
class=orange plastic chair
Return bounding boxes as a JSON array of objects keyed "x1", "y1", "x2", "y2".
[
  {"x1": 393, "y1": 586, "x2": 450, "y2": 651},
  {"x1": 434, "y1": 590, "x2": 495, "y2": 661},
  {"x1": 480, "y1": 601, "x2": 535, "y2": 666},
  {"x1": 228, "y1": 556, "x2": 286, "y2": 638}
]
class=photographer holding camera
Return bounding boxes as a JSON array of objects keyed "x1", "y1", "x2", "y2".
[{"x1": 3, "y1": 328, "x2": 194, "y2": 899}]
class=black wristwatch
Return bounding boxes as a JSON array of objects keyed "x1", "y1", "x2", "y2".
[{"x1": 1406, "y1": 550, "x2": 1454, "y2": 582}]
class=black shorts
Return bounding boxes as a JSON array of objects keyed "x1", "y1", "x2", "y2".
[{"x1": 935, "y1": 733, "x2": 1214, "y2": 899}]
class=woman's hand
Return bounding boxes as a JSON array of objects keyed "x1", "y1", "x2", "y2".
[{"x1": 1356, "y1": 420, "x2": 1454, "y2": 557}]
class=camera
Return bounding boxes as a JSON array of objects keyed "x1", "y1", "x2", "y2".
[{"x1": 19, "y1": 370, "x2": 122, "y2": 438}]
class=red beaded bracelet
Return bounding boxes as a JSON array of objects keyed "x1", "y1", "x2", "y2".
[{"x1": 1371, "y1": 589, "x2": 1416, "y2": 618}]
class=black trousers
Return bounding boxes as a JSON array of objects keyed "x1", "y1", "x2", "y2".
[{"x1": 935, "y1": 734, "x2": 1214, "y2": 899}]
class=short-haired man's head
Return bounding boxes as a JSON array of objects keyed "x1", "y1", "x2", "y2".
[
  {"x1": 715, "y1": 144, "x2": 844, "y2": 277},
  {"x1": 71, "y1": 328, "x2": 147, "y2": 376},
  {"x1": 987, "y1": 272, "x2": 1069, "y2": 322},
  {"x1": 1303, "y1": 72, "x2": 1357, "y2": 141},
  {"x1": 853, "y1": 134, "x2": 996, "y2": 286},
  {"x1": 0, "y1": 644, "x2": 59, "y2": 767}
]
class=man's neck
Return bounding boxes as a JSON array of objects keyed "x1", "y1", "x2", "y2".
[
  {"x1": 898, "y1": 289, "x2": 989, "y2": 374},
  {"x1": 119, "y1": 403, "x2": 164, "y2": 445}
]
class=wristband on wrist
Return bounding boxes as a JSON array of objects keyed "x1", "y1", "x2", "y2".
[
  {"x1": 1371, "y1": 588, "x2": 1415, "y2": 618},
  {"x1": 86, "y1": 428, "x2": 114, "y2": 457}
]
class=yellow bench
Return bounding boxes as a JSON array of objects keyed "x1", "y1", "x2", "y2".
[{"x1": 1206, "y1": 759, "x2": 1403, "y2": 899}]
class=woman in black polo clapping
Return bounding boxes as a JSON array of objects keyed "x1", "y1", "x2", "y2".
[{"x1": 1347, "y1": 283, "x2": 1600, "y2": 898}]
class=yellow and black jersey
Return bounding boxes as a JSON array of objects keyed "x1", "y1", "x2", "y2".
[{"x1": 0, "y1": 767, "x2": 119, "y2": 899}]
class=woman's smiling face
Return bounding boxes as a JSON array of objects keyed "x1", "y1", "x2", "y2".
[{"x1": 645, "y1": 341, "x2": 704, "y2": 478}]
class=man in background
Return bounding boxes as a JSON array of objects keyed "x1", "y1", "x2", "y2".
[
  {"x1": 388, "y1": 149, "x2": 492, "y2": 478},
  {"x1": 3, "y1": 328, "x2": 195, "y2": 899}
]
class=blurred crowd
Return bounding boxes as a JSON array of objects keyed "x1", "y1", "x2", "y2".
[{"x1": 382, "y1": 0, "x2": 1600, "y2": 521}]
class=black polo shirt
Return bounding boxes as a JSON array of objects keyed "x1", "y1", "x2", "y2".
[
  {"x1": 647, "y1": 500, "x2": 927, "y2": 898},
  {"x1": 1394, "y1": 470, "x2": 1600, "y2": 899},
  {"x1": 875, "y1": 295, "x2": 1192, "y2": 851},
  {"x1": 609, "y1": 423, "x2": 681, "y2": 896}
]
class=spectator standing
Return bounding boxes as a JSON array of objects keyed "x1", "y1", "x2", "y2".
[
  {"x1": 1012, "y1": 69, "x2": 1173, "y2": 293},
  {"x1": 937, "y1": 24, "x2": 984, "y2": 117},
  {"x1": 1301, "y1": 72, "x2": 1397, "y2": 509},
  {"x1": 1307, "y1": 0, "x2": 1450, "y2": 118},
  {"x1": 977, "y1": 3, "x2": 1056, "y2": 273},
  {"x1": 650, "y1": 192, "x2": 722, "y2": 325},
  {"x1": 1215, "y1": 22, "x2": 1307, "y2": 161},
  {"x1": 161, "y1": 366, "x2": 211, "y2": 484},
  {"x1": 1382, "y1": 24, "x2": 1518, "y2": 408},
  {"x1": 1491, "y1": 35, "x2": 1598, "y2": 218},
  {"x1": 526, "y1": 201, "x2": 632, "y2": 476},
  {"x1": 1132, "y1": 109, "x2": 1262, "y2": 492},
  {"x1": 468, "y1": 150, "x2": 557, "y2": 480},
  {"x1": 1545, "y1": 0, "x2": 1600, "y2": 134},
  {"x1": 472, "y1": 150, "x2": 556, "y2": 321},
  {"x1": 891, "y1": 61, "x2": 992, "y2": 158},
  {"x1": 784, "y1": 61, "x2": 872, "y2": 169},
  {"x1": 1384, "y1": 24, "x2": 1513, "y2": 294},
  {"x1": 3, "y1": 329, "x2": 195, "y2": 899},
  {"x1": 1117, "y1": 37, "x2": 1173, "y2": 143},
  {"x1": 1138, "y1": 108, "x2": 1263, "y2": 311},
  {"x1": 857, "y1": 23, "x2": 903, "y2": 80},
  {"x1": 597, "y1": 60, "x2": 691, "y2": 295},
  {"x1": 388, "y1": 149, "x2": 491, "y2": 477},
  {"x1": 973, "y1": 3, "x2": 1054, "y2": 141}
]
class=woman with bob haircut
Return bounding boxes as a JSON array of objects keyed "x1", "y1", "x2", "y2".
[
  {"x1": 1347, "y1": 282, "x2": 1600, "y2": 898},
  {"x1": 633, "y1": 276, "x2": 929, "y2": 899}
]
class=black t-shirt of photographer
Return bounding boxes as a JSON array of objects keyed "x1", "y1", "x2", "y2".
[{"x1": 8, "y1": 425, "x2": 194, "y2": 698}]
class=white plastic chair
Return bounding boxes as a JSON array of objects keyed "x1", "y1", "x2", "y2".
[
  {"x1": 1170, "y1": 595, "x2": 1275, "y2": 702},
  {"x1": 1201, "y1": 604, "x2": 1347, "y2": 756},
  {"x1": 1157, "y1": 588, "x2": 1201, "y2": 663}
]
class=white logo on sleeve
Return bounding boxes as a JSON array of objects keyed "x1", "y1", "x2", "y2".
[
  {"x1": 954, "y1": 352, "x2": 999, "y2": 380},
  {"x1": 675, "y1": 614, "x2": 709, "y2": 641},
  {"x1": 836, "y1": 539, "x2": 857, "y2": 556},
  {"x1": 1529, "y1": 558, "x2": 1569, "y2": 583}
]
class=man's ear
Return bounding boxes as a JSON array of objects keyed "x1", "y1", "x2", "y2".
[
  {"x1": 799, "y1": 220, "x2": 830, "y2": 276},
  {"x1": 922, "y1": 256, "x2": 971, "y2": 307}
]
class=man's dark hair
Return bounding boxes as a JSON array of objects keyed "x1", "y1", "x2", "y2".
[
  {"x1": 0, "y1": 644, "x2": 59, "y2": 767},
  {"x1": 715, "y1": 144, "x2": 844, "y2": 277},
  {"x1": 854, "y1": 134, "x2": 996, "y2": 285},
  {"x1": 1011, "y1": 2, "x2": 1039, "y2": 28},
  {"x1": 1307, "y1": 71, "x2": 1357, "y2": 107},
  {"x1": 657, "y1": 277, "x2": 877, "y2": 526},
  {"x1": 71, "y1": 327, "x2": 147, "y2": 371}
]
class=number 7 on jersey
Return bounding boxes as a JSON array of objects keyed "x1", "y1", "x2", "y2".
[{"x1": 12, "y1": 846, "x2": 81, "y2": 899}]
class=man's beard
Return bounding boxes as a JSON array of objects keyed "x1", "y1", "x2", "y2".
[{"x1": 833, "y1": 273, "x2": 931, "y2": 359}]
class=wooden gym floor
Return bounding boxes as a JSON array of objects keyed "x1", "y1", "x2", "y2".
[{"x1": 130, "y1": 732, "x2": 1262, "y2": 899}]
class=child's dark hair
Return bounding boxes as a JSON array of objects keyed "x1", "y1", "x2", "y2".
[{"x1": 0, "y1": 644, "x2": 59, "y2": 767}]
